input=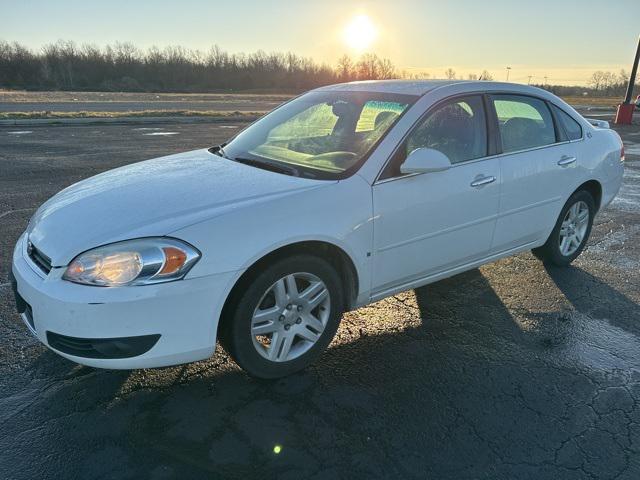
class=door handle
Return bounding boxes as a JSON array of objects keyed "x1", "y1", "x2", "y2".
[
  {"x1": 558, "y1": 155, "x2": 577, "y2": 166},
  {"x1": 470, "y1": 175, "x2": 496, "y2": 187}
]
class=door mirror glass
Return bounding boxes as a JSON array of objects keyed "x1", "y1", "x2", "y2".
[{"x1": 400, "y1": 148, "x2": 452, "y2": 174}]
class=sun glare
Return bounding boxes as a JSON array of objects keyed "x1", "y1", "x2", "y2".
[{"x1": 343, "y1": 15, "x2": 377, "y2": 51}]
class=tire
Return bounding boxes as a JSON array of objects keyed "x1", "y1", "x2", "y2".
[
  {"x1": 219, "y1": 254, "x2": 344, "y2": 379},
  {"x1": 532, "y1": 190, "x2": 595, "y2": 267}
]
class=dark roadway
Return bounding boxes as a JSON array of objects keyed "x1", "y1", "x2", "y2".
[{"x1": 1, "y1": 122, "x2": 639, "y2": 479}]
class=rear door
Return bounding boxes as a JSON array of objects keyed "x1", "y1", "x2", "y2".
[{"x1": 490, "y1": 94, "x2": 578, "y2": 253}]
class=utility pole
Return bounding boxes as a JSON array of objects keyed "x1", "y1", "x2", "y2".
[
  {"x1": 615, "y1": 35, "x2": 640, "y2": 125},
  {"x1": 544, "y1": 76, "x2": 548, "y2": 86},
  {"x1": 506, "y1": 66, "x2": 511, "y2": 82},
  {"x1": 527, "y1": 75, "x2": 533, "y2": 85}
]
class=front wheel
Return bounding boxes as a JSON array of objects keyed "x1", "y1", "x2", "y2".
[
  {"x1": 219, "y1": 255, "x2": 344, "y2": 379},
  {"x1": 532, "y1": 190, "x2": 595, "y2": 267}
]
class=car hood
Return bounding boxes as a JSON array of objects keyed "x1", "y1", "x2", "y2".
[{"x1": 27, "y1": 148, "x2": 331, "y2": 266}]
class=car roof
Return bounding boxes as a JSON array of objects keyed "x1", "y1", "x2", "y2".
[
  {"x1": 315, "y1": 79, "x2": 544, "y2": 97},
  {"x1": 316, "y1": 79, "x2": 468, "y2": 96}
]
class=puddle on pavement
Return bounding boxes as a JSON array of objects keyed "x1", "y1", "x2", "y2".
[
  {"x1": 562, "y1": 312, "x2": 640, "y2": 371},
  {"x1": 517, "y1": 310, "x2": 640, "y2": 372}
]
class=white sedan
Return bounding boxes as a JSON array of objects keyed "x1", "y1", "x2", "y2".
[{"x1": 11, "y1": 80, "x2": 624, "y2": 378}]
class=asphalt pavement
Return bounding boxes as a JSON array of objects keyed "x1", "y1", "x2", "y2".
[
  {"x1": 0, "y1": 94, "x2": 287, "y2": 113},
  {"x1": 0, "y1": 121, "x2": 639, "y2": 479}
]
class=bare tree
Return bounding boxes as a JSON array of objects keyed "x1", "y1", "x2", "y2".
[
  {"x1": 589, "y1": 71, "x2": 605, "y2": 92},
  {"x1": 444, "y1": 68, "x2": 456, "y2": 80},
  {"x1": 356, "y1": 53, "x2": 380, "y2": 80},
  {"x1": 377, "y1": 57, "x2": 396, "y2": 79},
  {"x1": 336, "y1": 54, "x2": 354, "y2": 81}
]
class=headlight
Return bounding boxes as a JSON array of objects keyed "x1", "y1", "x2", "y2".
[{"x1": 62, "y1": 238, "x2": 200, "y2": 286}]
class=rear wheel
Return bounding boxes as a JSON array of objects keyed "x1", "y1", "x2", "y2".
[
  {"x1": 532, "y1": 190, "x2": 595, "y2": 267},
  {"x1": 219, "y1": 255, "x2": 344, "y2": 379}
]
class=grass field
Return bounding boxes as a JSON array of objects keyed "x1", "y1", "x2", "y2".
[
  {"x1": 0, "y1": 89, "x2": 293, "y2": 103},
  {"x1": 562, "y1": 96, "x2": 622, "y2": 108},
  {"x1": 0, "y1": 110, "x2": 264, "y2": 120}
]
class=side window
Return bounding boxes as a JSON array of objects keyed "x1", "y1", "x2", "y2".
[
  {"x1": 406, "y1": 95, "x2": 488, "y2": 165},
  {"x1": 551, "y1": 104, "x2": 583, "y2": 141},
  {"x1": 493, "y1": 95, "x2": 556, "y2": 153}
]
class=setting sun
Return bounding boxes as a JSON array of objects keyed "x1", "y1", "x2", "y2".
[{"x1": 343, "y1": 14, "x2": 377, "y2": 51}]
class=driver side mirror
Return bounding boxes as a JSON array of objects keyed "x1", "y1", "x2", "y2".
[{"x1": 400, "y1": 148, "x2": 452, "y2": 174}]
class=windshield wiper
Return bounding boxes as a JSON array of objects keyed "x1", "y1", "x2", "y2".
[{"x1": 232, "y1": 157, "x2": 300, "y2": 177}]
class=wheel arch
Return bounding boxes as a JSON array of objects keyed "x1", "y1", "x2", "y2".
[
  {"x1": 219, "y1": 240, "x2": 360, "y2": 334},
  {"x1": 574, "y1": 179, "x2": 602, "y2": 212}
]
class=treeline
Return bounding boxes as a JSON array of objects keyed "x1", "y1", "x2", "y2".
[
  {"x1": 0, "y1": 40, "x2": 403, "y2": 92},
  {"x1": 2, "y1": 40, "x2": 637, "y2": 96},
  {"x1": 540, "y1": 70, "x2": 638, "y2": 98}
]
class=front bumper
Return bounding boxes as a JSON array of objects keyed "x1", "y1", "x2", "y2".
[{"x1": 11, "y1": 233, "x2": 237, "y2": 369}]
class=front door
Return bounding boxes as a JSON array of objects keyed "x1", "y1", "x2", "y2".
[{"x1": 371, "y1": 95, "x2": 500, "y2": 296}]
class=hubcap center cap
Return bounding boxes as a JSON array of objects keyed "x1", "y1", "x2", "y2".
[{"x1": 281, "y1": 304, "x2": 300, "y2": 326}]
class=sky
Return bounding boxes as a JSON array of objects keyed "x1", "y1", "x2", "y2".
[{"x1": 1, "y1": 0, "x2": 638, "y2": 85}]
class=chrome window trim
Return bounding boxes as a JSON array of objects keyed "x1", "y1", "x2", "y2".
[{"x1": 374, "y1": 140, "x2": 573, "y2": 186}]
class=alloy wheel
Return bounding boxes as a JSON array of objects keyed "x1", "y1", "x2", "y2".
[
  {"x1": 250, "y1": 272, "x2": 331, "y2": 362},
  {"x1": 559, "y1": 200, "x2": 589, "y2": 256}
]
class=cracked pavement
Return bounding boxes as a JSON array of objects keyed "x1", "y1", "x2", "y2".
[{"x1": 0, "y1": 121, "x2": 639, "y2": 479}]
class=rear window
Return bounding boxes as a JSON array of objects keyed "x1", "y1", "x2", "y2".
[{"x1": 551, "y1": 104, "x2": 583, "y2": 141}]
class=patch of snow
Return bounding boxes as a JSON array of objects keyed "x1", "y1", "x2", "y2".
[
  {"x1": 623, "y1": 141, "x2": 640, "y2": 156},
  {"x1": 143, "y1": 132, "x2": 179, "y2": 136},
  {"x1": 610, "y1": 168, "x2": 640, "y2": 213},
  {"x1": 7, "y1": 131, "x2": 33, "y2": 135}
]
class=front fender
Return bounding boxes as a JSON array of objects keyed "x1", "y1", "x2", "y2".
[{"x1": 171, "y1": 176, "x2": 374, "y2": 302}]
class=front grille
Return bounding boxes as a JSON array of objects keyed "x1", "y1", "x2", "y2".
[{"x1": 27, "y1": 242, "x2": 52, "y2": 274}]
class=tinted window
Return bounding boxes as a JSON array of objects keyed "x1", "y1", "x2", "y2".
[
  {"x1": 406, "y1": 95, "x2": 487, "y2": 164},
  {"x1": 493, "y1": 95, "x2": 556, "y2": 153},
  {"x1": 552, "y1": 104, "x2": 583, "y2": 140}
]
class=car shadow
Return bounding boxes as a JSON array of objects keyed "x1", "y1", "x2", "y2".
[{"x1": 2, "y1": 267, "x2": 637, "y2": 480}]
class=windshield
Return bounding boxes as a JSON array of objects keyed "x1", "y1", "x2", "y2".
[{"x1": 219, "y1": 90, "x2": 417, "y2": 179}]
